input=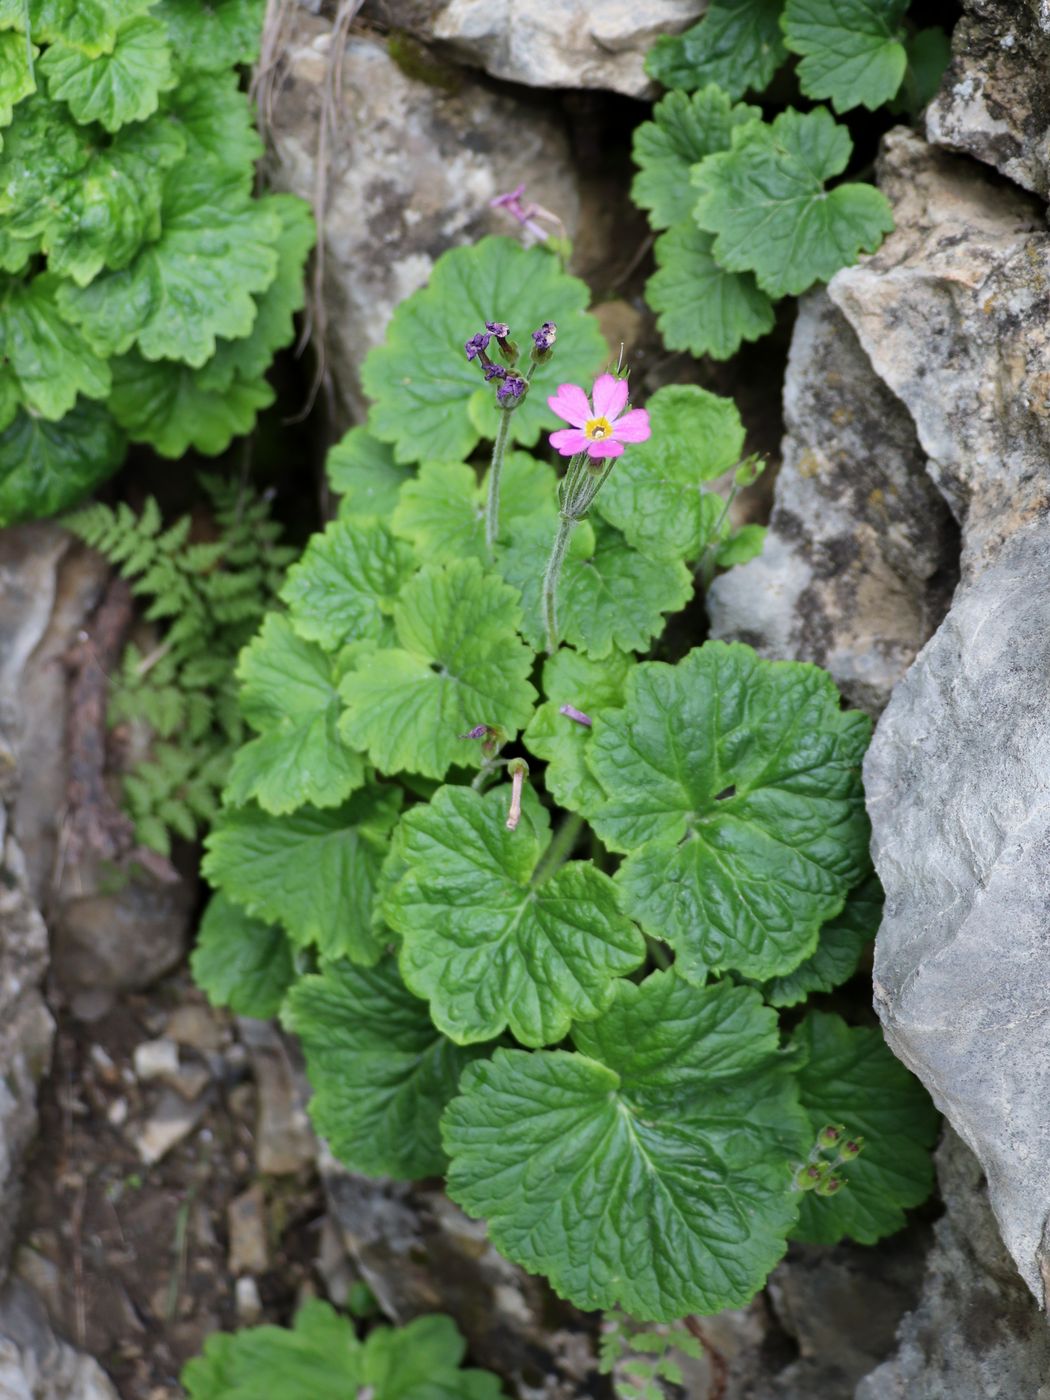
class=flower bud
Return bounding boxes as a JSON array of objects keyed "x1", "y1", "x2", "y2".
[
  {"x1": 459, "y1": 723, "x2": 506, "y2": 758},
  {"x1": 793, "y1": 1162, "x2": 828, "y2": 1192},
  {"x1": 816, "y1": 1174, "x2": 844, "y2": 1197},
  {"x1": 839, "y1": 1136, "x2": 864, "y2": 1161},
  {"x1": 464, "y1": 331, "x2": 492, "y2": 362},
  {"x1": 496, "y1": 372, "x2": 527, "y2": 406},
  {"x1": 486, "y1": 321, "x2": 519, "y2": 365},
  {"x1": 817, "y1": 1124, "x2": 845, "y2": 1150},
  {"x1": 506, "y1": 758, "x2": 529, "y2": 832},
  {"x1": 531, "y1": 320, "x2": 557, "y2": 363},
  {"x1": 558, "y1": 703, "x2": 592, "y2": 728}
]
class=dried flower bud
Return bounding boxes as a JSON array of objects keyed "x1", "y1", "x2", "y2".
[
  {"x1": 558, "y1": 703, "x2": 592, "y2": 727},
  {"x1": 485, "y1": 320, "x2": 518, "y2": 365},
  {"x1": 531, "y1": 320, "x2": 557, "y2": 363},
  {"x1": 506, "y1": 758, "x2": 529, "y2": 831},
  {"x1": 496, "y1": 372, "x2": 527, "y2": 405},
  {"x1": 464, "y1": 331, "x2": 492, "y2": 362},
  {"x1": 483, "y1": 362, "x2": 507, "y2": 382},
  {"x1": 459, "y1": 722, "x2": 506, "y2": 758}
]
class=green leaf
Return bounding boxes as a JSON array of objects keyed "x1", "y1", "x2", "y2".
[
  {"x1": 524, "y1": 646, "x2": 634, "y2": 818},
  {"x1": 56, "y1": 156, "x2": 281, "y2": 366},
  {"x1": 386, "y1": 784, "x2": 645, "y2": 1047},
  {"x1": 153, "y1": 0, "x2": 266, "y2": 74},
  {"x1": 359, "y1": 1316, "x2": 506, "y2": 1400},
  {"x1": 893, "y1": 27, "x2": 951, "y2": 113},
  {"x1": 501, "y1": 518, "x2": 692, "y2": 659},
  {"x1": 792, "y1": 1012, "x2": 938, "y2": 1244},
  {"x1": 0, "y1": 399, "x2": 124, "y2": 526},
  {"x1": 0, "y1": 29, "x2": 36, "y2": 130},
  {"x1": 40, "y1": 15, "x2": 175, "y2": 131},
  {"x1": 586, "y1": 642, "x2": 871, "y2": 983},
  {"x1": 280, "y1": 517, "x2": 415, "y2": 654},
  {"x1": 646, "y1": 222, "x2": 775, "y2": 360},
  {"x1": 715, "y1": 522, "x2": 766, "y2": 567},
  {"x1": 197, "y1": 193, "x2": 315, "y2": 391},
  {"x1": 646, "y1": 0, "x2": 787, "y2": 101},
  {"x1": 225, "y1": 614, "x2": 365, "y2": 815},
  {"x1": 203, "y1": 785, "x2": 403, "y2": 963},
  {"x1": 783, "y1": 0, "x2": 908, "y2": 113},
  {"x1": 443, "y1": 971, "x2": 810, "y2": 1319},
  {"x1": 329, "y1": 427, "x2": 412, "y2": 520},
  {"x1": 361, "y1": 236, "x2": 606, "y2": 464},
  {"x1": 339, "y1": 558, "x2": 537, "y2": 781},
  {"x1": 284, "y1": 958, "x2": 489, "y2": 1178},
  {"x1": 632, "y1": 86, "x2": 762, "y2": 231},
  {"x1": 0, "y1": 272, "x2": 110, "y2": 420},
  {"x1": 596, "y1": 385, "x2": 743, "y2": 561},
  {"x1": 106, "y1": 352, "x2": 274, "y2": 458},
  {"x1": 759, "y1": 872, "x2": 880, "y2": 1007},
  {"x1": 392, "y1": 451, "x2": 557, "y2": 563},
  {"x1": 191, "y1": 893, "x2": 295, "y2": 1020},
  {"x1": 14, "y1": 0, "x2": 120, "y2": 55},
  {"x1": 692, "y1": 107, "x2": 895, "y2": 298},
  {"x1": 161, "y1": 68, "x2": 263, "y2": 169}
]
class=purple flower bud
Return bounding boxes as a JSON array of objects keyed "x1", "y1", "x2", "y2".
[
  {"x1": 486, "y1": 322, "x2": 510, "y2": 338},
  {"x1": 483, "y1": 363, "x2": 507, "y2": 382},
  {"x1": 465, "y1": 331, "x2": 491, "y2": 361},
  {"x1": 496, "y1": 372, "x2": 527, "y2": 404},
  {"x1": 532, "y1": 321, "x2": 557, "y2": 351},
  {"x1": 460, "y1": 725, "x2": 490, "y2": 740},
  {"x1": 559, "y1": 703, "x2": 592, "y2": 727}
]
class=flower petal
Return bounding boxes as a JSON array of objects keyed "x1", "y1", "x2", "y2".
[
  {"x1": 547, "y1": 383, "x2": 591, "y2": 428},
  {"x1": 550, "y1": 428, "x2": 591, "y2": 456},
  {"x1": 611, "y1": 408, "x2": 651, "y2": 444},
  {"x1": 585, "y1": 438, "x2": 624, "y2": 459},
  {"x1": 591, "y1": 373, "x2": 629, "y2": 421}
]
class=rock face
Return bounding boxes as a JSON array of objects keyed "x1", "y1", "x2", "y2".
[
  {"x1": 857, "y1": 1131, "x2": 1050, "y2": 1399},
  {"x1": 707, "y1": 289, "x2": 957, "y2": 715},
  {"x1": 927, "y1": 0, "x2": 1050, "y2": 200},
  {"x1": 266, "y1": 12, "x2": 582, "y2": 422},
  {"x1": 361, "y1": 0, "x2": 706, "y2": 97},
  {"x1": 0, "y1": 1280, "x2": 118, "y2": 1400}
]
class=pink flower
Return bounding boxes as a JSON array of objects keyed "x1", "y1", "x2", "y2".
[{"x1": 547, "y1": 374, "x2": 651, "y2": 460}]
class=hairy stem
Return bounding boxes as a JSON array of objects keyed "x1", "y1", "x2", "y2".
[
  {"x1": 485, "y1": 405, "x2": 514, "y2": 556},
  {"x1": 532, "y1": 813, "x2": 585, "y2": 886},
  {"x1": 542, "y1": 513, "x2": 576, "y2": 654}
]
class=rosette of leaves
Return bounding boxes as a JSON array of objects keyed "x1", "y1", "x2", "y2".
[
  {"x1": 194, "y1": 234, "x2": 936, "y2": 1320},
  {"x1": 0, "y1": 0, "x2": 314, "y2": 524}
]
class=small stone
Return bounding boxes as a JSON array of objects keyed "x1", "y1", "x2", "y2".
[
  {"x1": 88, "y1": 1044, "x2": 118, "y2": 1083},
  {"x1": 238, "y1": 1020, "x2": 315, "y2": 1176},
  {"x1": 235, "y1": 1276, "x2": 263, "y2": 1325},
  {"x1": 166, "y1": 1004, "x2": 225, "y2": 1053},
  {"x1": 133, "y1": 1038, "x2": 179, "y2": 1081},
  {"x1": 106, "y1": 1097, "x2": 128, "y2": 1128},
  {"x1": 164, "y1": 1062, "x2": 211, "y2": 1102},
  {"x1": 227, "y1": 1186, "x2": 268, "y2": 1276},
  {"x1": 136, "y1": 1088, "x2": 210, "y2": 1165}
]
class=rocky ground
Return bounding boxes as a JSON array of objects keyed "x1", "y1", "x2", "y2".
[{"x1": 5, "y1": 0, "x2": 1050, "y2": 1395}]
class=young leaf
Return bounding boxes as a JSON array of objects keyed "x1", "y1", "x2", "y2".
[
  {"x1": 632, "y1": 86, "x2": 761, "y2": 231},
  {"x1": 524, "y1": 646, "x2": 635, "y2": 819},
  {"x1": 360, "y1": 1315, "x2": 506, "y2": 1400},
  {"x1": 191, "y1": 893, "x2": 295, "y2": 1020},
  {"x1": 646, "y1": 222, "x2": 775, "y2": 361},
  {"x1": 338, "y1": 558, "x2": 537, "y2": 781},
  {"x1": 715, "y1": 522, "x2": 766, "y2": 567},
  {"x1": 280, "y1": 518, "x2": 416, "y2": 654},
  {"x1": 0, "y1": 272, "x2": 110, "y2": 420},
  {"x1": 693, "y1": 108, "x2": 894, "y2": 298},
  {"x1": 385, "y1": 784, "x2": 645, "y2": 1047},
  {"x1": 360, "y1": 236, "x2": 606, "y2": 464},
  {"x1": 153, "y1": 0, "x2": 266, "y2": 75},
  {"x1": 586, "y1": 642, "x2": 872, "y2": 983},
  {"x1": 646, "y1": 0, "x2": 787, "y2": 101},
  {"x1": 783, "y1": 0, "x2": 909, "y2": 113},
  {"x1": 107, "y1": 354, "x2": 274, "y2": 458},
  {"x1": 40, "y1": 15, "x2": 176, "y2": 132},
  {"x1": 501, "y1": 519, "x2": 693, "y2": 660},
  {"x1": 284, "y1": 958, "x2": 490, "y2": 1179},
  {"x1": 56, "y1": 156, "x2": 281, "y2": 366},
  {"x1": 0, "y1": 399, "x2": 124, "y2": 526},
  {"x1": 224, "y1": 614, "x2": 366, "y2": 815},
  {"x1": 596, "y1": 385, "x2": 743, "y2": 561},
  {"x1": 203, "y1": 785, "x2": 403, "y2": 963},
  {"x1": 329, "y1": 427, "x2": 412, "y2": 521},
  {"x1": 791, "y1": 1012, "x2": 938, "y2": 1244},
  {"x1": 392, "y1": 452, "x2": 557, "y2": 563},
  {"x1": 760, "y1": 871, "x2": 881, "y2": 1007},
  {"x1": 0, "y1": 29, "x2": 36, "y2": 130},
  {"x1": 443, "y1": 972, "x2": 810, "y2": 1320}
]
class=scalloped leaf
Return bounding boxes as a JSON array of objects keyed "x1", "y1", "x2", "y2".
[
  {"x1": 0, "y1": 398, "x2": 124, "y2": 526},
  {"x1": 646, "y1": 0, "x2": 787, "y2": 100},
  {"x1": 586, "y1": 642, "x2": 872, "y2": 983},
  {"x1": 361, "y1": 236, "x2": 606, "y2": 465},
  {"x1": 0, "y1": 29, "x2": 36, "y2": 130},
  {"x1": 693, "y1": 107, "x2": 894, "y2": 298},
  {"x1": 792, "y1": 1012, "x2": 938, "y2": 1244},
  {"x1": 284, "y1": 958, "x2": 490, "y2": 1179},
  {"x1": 329, "y1": 427, "x2": 412, "y2": 521},
  {"x1": 40, "y1": 14, "x2": 175, "y2": 131},
  {"x1": 443, "y1": 971, "x2": 810, "y2": 1320},
  {"x1": 338, "y1": 558, "x2": 537, "y2": 780},
  {"x1": 596, "y1": 384, "x2": 744, "y2": 561},
  {"x1": 386, "y1": 784, "x2": 645, "y2": 1047},
  {"x1": 647, "y1": 221, "x2": 775, "y2": 360},
  {"x1": 783, "y1": 0, "x2": 909, "y2": 113},
  {"x1": 106, "y1": 353, "x2": 274, "y2": 458},
  {"x1": 161, "y1": 68, "x2": 263, "y2": 169},
  {"x1": 203, "y1": 785, "x2": 403, "y2": 963},
  {"x1": 191, "y1": 893, "x2": 294, "y2": 1020},
  {"x1": 153, "y1": 0, "x2": 266, "y2": 75},
  {"x1": 760, "y1": 872, "x2": 880, "y2": 1007},
  {"x1": 0, "y1": 271, "x2": 110, "y2": 420}
]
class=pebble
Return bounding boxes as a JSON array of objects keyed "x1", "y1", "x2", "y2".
[
  {"x1": 133, "y1": 1038, "x2": 179, "y2": 1081},
  {"x1": 227, "y1": 1186, "x2": 268, "y2": 1276},
  {"x1": 235, "y1": 1275, "x2": 263, "y2": 1324},
  {"x1": 136, "y1": 1088, "x2": 210, "y2": 1165}
]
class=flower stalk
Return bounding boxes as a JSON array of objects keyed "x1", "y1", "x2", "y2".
[{"x1": 485, "y1": 404, "x2": 513, "y2": 556}]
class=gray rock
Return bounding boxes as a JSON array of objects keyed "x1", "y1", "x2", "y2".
[
  {"x1": 265, "y1": 12, "x2": 582, "y2": 423},
  {"x1": 361, "y1": 0, "x2": 706, "y2": 98},
  {"x1": 707, "y1": 289, "x2": 957, "y2": 715},
  {"x1": 237, "y1": 1019, "x2": 316, "y2": 1176},
  {"x1": 0, "y1": 1278, "x2": 118, "y2": 1400},
  {"x1": 829, "y1": 128, "x2": 1050, "y2": 569},
  {"x1": 926, "y1": 0, "x2": 1050, "y2": 199},
  {"x1": 857, "y1": 1131, "x2": 1050, "y2": 1399}
]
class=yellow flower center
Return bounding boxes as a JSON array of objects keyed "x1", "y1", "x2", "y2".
[{"x1": 585, "y1": 416, "x2": 613, "y2": 440}]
